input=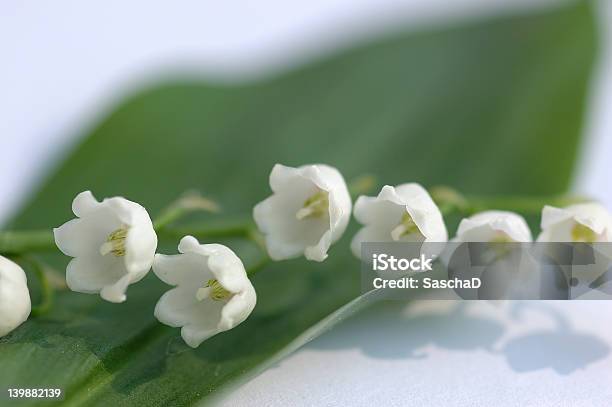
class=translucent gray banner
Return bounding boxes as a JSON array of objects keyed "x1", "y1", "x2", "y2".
[{"x1": 360, "y1": 242, "x2": 612, "y2": 300}]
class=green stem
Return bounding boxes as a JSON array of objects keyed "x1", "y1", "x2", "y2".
[
  {"x1": 468, "y1": 196, "x2": 587, "y2": 215},
  {"x1": 0, "y1": 222, "x2": 255, "y2": 255},
  {"x1": 153, "y1": 207, "x2": 188, "y2": 231},
  {"x1": 164, "y1": 220, "x2": 269, "y2": 277},
  {"x1": 14, "y1": 256, "x2": 54, "y2": 316},
  {"x1": 465, "y1": 195, "x2": 588, "y2": 215},
  {"x1": 0, "y1": 230, "x2": 55, "y2": 254},
  {"x1": 1, "y1": 190, "x2": 585, "y2": 255},
  {"x1": 348, "y1": 174, "x2": 376, "y2": 198},
  {"x1": 160, "y1": 222, "x2": 254, "y2": 241},
  {"x1": 153, "y1": 192, "x2": 220, "y2": 231},
  {"x1": 430, "y1": 186, "x2": 589, "y2": 217},
  {"x1": 246, "y1": 256, "x2": 271, "y2": 277}
]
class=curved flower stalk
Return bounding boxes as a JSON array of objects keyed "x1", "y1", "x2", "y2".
[
  {"x1": 54, "y1": 191, "x2": 157, "y2": 303},
  {"x1": 350, "y1": 183, "x2": 448, "y2": 259},
  {"x1": 153, "y1": 236, "x2": 256, "y2": 348},
  {"x1": 537, "y1": 203, "x2": 612, "y2": 242},
  {"x1": 0, "y1": 256, "x2": 31, "y2": 337},
  {"x1": 455, "y1": 211, "x2": 533, "y2": 242},
  {"x1": 253, "y1": 163, "x2": 352, "y2": 262}
]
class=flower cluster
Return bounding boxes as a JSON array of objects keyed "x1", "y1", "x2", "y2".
[
  {"x1": 2, "y1": 162, "x2": 612, "y2": 344},
  {"x1": 453, "y1": 203, "x2": 612, "y2": 244},
  {"x1": 50, "y1": 191, "x2": 256, "y2": 348}
]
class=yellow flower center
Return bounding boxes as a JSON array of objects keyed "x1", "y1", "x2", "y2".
[
  {"x1": 391, "y1": 212, "x2": 420, "y2": 241},
  {"x1": 489, "y1": 232, "x2": 513, "y2": 244},
  {"x1": 100, "y1": 227, "x2": 128, "y2": 257},
  {"x1": 571, "y1": 223, "x2": 597, "y2": 242},
  {"x1": 196, "y1": 279, "x2": 231, "y2": 302},
  {"x1": 486, "y1": 231, "x2": 515, "y2": 260},
  {"x1": 296, "y1": 190, "x2": 329, "y2": 220}
]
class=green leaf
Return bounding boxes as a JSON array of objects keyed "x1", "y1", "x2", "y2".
[{"x1": 1, "y1": 2, "x2": 597, "y2": 405}]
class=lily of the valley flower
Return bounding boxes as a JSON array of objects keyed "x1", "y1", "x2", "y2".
[
  {"x1": 351, "y1": 183, "x2": 448, "y2": 258},
  {"x1": 537, "y1": 203, "x2": 612, "y2": 242},
  {"x1": 153, "y1": 236, "x2": 256, "y2": 348},
  {"x1": 0, "y1": 256, "x2": 31, "y2": 337},
  {"x1": 54, "y1": 191, "x2": 157, "y2": 303},
  {"x1": 253, "y1": 164, "x2": 352, "y2": 262},
  {"x1": 455, "y1": 211, "x2": 533, "y2": 242}
]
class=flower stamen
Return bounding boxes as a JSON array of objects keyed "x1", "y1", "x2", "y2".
[
  {"x1": 296, "y1": 190, "x2": 329, "y2": 220},
  {"x1": 490, "y1": 232, "x2": 513, "y2": 244},
  {"x1": 391, "y1": 212, "x2": 420, "y2": 241},
  {"x1": 486, "y1": 232, "x2": 514, "y2": 261},
  {"x1": 196, "y1": 279, "x2": 231, "y2": 302},
  {"x1": 571, "y1": 223, "x2": 597, "y2": 242},
  {"x1": 100, "y1": 227, "x2": 128, "y2": 257}
]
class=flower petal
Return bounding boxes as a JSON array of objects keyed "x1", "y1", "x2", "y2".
[
  {"x1": 457, "y1": 211, "x2": 532, "y2": 242},
  {"x1": 305, "y1": 229, "x2": 332, "y2": 262},
  {"x1": 0, "y1": 256, "x2": 31, "y2": 337},
  {"x1": 72, "y1": 190, "x2": 101, "y2": 217},
  {"x1": 153, "y1": 252, "x2": 213, "y2": 287},
  {"x1": 396, "y1": 183, "x2": 448, "y2": 242},
  {"x1": 66, "y1": 256, "x2": 125, "y2": 294},
  {"x1": 181, "y1": 324, "x2": 220, "y2": 348},
  {"x1": 154, "y1": 286, "x2": 201, "y2": 328},
  {"x1": 538, "y1": 203, "x2": 612, "y2": 242},
  {"x1": 269, "y1": 163, "x2": 302, "y2": 192},
  {"x1": 540, "y1": 205, "x2": 574, "y2": 230},
  {"x1": 254, "y1": 193, "x2": 327, "y2": 260},
  {"x1": 197, "y1": 243, "x2": 249, "y2": 294},
  {"x1": 54, "y1": 219, "x2": 104, "y2": 258},
  {"x1": 124, "y1": 207, "x2": 157, "y2": 276},
  {"x1": 353, "y1": 192, "x2": 404, "y2": 228},
  {"x1": 350, "y1": 225, "x2": 393, "y2": 258},
  {"x1": 219, "y1": 284, "x2": 257, "y2": 331},
  {"x1": 100, "y1": 273, "x2": 132, "y2": 303}
]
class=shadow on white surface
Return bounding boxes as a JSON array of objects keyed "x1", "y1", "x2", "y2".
[
  {"x1": 502, "y1": 302, "x2": 609, "y2": 375},
  {"x1": 220, "y1": 299, "x2": 612, "y2": 406},
  {"x1": 309, "y1": 301, "x2": 609, "y2": 374},
  {"x1": 311, "y1": 303, "x2": 504, "y2": 359}
]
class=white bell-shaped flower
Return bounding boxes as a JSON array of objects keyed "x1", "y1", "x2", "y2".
[
  {"x1": 537, "y1": 203, "x2": 612, "y2": 242},
  {"x1": 54, "y1": 191, "x2": 158, "y2": 303},
  {"x1": 0, "y1": 256, "x2": 31, "y2": 337},
  {"x1": 351, "y1": 183, "x2": 448, "y2": 258},
  {"x1": 153, "y1": 236, "x2": 256, "y2": 348},
  {"x1": 253, "y1": 163, "x2": 352, "y2": 262},
  {"x1": 455, "y1": 211, "x2": 533, "y2": 242}
]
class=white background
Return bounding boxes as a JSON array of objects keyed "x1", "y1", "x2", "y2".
[{"x1": 2, "y1": 1, "x2": 612, "y2": 406}]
